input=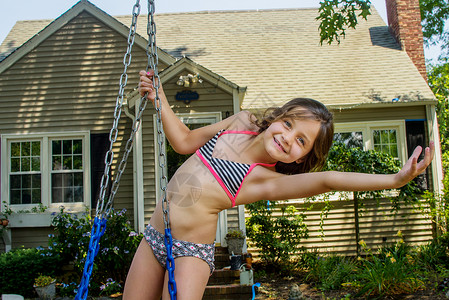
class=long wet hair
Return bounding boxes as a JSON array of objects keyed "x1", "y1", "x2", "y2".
[{"x1": 252, "y1": 98, "x2": 334, "y2": 174}]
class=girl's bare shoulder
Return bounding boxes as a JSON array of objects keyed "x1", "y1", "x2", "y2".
[{"x1": 227, "y1": 110, "x2": 260, "y2": 132}]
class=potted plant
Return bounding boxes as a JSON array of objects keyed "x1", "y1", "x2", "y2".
[
  {"x1": 34, "y1": 275, "x2": 56, "y2": 300},
  {"x1": 225, "y1": 228, "x2": 245, "y2": 255}
]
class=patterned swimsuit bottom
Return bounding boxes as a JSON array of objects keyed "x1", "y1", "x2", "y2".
[{"x1": 143, "y1": 224, "x2": 216, "y2": 275}]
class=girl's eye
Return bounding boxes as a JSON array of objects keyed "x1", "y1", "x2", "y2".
[
  {"x1": 297, "y1": 137, "x2": 305, "y2": 146},
  {"x1": 284, "y1": 120, "x2": 292, "y2": 128}
]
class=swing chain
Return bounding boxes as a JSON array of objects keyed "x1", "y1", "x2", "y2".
[
  {"x1": 76, "y1": 2, "x2": 144, "y2": 299},
  {"x1": 95, "y1": 0, "x2": 142, "y2": 220},
  {"x1": 147, "y1": 1, "x2": 177, "y2": 299}
]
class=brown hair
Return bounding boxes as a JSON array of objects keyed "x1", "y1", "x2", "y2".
[{"x1": 253, "y1": 98, "x2": 334, "y2": 174}]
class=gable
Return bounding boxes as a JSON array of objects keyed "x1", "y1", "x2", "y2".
[{"x1": 0, "y1": 11, "x2": 163, "y2": 133}]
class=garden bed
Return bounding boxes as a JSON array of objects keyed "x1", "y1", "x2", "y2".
[{"x1": 255, "y1": 272, "x2": 448, "y2": 299}]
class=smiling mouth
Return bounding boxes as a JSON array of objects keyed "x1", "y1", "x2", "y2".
[{"x1": 274, "y1": 138, "x2": 287, "y2": 153}]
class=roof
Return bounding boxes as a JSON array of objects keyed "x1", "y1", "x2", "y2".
[{"x1": 0, "y1": 2, "x2": 436, "y2": 109}]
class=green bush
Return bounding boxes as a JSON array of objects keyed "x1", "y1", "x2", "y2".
[
  {"x1": 49, "y1": 207, "x2": 143, "y2": 296},
  {"x1": 305, "y1": 254, "x2": 357, "y2": 291},
  {"x1": 246, "y1": 200, "x2": 308, "y2": 266},
  {"x1": 0, "y1": 247, "x2": 62, "y2": 297},
  {"x1": 353, "y1": 238, "x2": 425, "y2": 298}
]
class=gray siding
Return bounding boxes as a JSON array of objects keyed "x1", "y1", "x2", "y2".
[
  {"x1": 0, "y1": 11, "x2": 155, "y2": 249},
  {"x1": 247, "y1": 198, "x2": 432, "y2": 257},
  {"x1": 332, "y1": 105, "x2": 426, "y2": 123},
  {"x1": 11, "y1": 227, "x2": 53, "y2": 249}
]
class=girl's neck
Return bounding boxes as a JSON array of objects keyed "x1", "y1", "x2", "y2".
[{"x1": 244, "y1": 133, "x2": 277, "y2": 164}]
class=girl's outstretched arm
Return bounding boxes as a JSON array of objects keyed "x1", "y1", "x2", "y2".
[
  {"x1": 139, "y1": 70, "x2": 249, "y2": 154},
  {"x1": 255, "y1": 142, "x2": 435, "y2": 201}
]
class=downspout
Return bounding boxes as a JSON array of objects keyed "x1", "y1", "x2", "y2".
[{"x1": 123, "y1": 99, "x2": 145, "y2": 233}]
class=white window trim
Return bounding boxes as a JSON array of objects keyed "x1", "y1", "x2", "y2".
[
  {"x1": 1, "y1": 131, "x2": 91, "y2": 225},
  {"x1": 334, "y1": 120, "x2": 407, "y2": 163},
  {"x1": 288, "y1": 120, "x2": 407, "y2": 204}
]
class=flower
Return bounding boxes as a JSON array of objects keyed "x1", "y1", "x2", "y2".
[{"x1": 358, "y1": 240, "x2": 367, "y2": 248}]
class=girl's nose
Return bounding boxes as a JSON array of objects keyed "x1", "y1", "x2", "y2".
[{"x1": 282, "y1": 132, "x2": 293, "y2": 146}]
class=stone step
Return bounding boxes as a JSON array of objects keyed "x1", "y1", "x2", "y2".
[
  {"x1": 203, "y1": 284, "x2": 253, "y2": 300},
  {"x1": 208, "y1": 269, "x2": 240, "y2": 286}
]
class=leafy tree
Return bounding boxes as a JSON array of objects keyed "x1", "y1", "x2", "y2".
[
  {"x1": 317, "y1": 0, "x2": 372, "y2": 45},
  {"x1": 419, "y1": 0, "x2": 449, "y2": 48},
  {"x1": 428, "y1": 61, "x2": 449, "y2": 192}
]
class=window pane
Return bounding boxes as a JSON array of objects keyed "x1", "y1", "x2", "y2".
[
  {"x1": 11, "y1": 158, "x2": 20, "y2": 172},
  {"x1": 32, "y1": 157, "x2": 40, "y2": 171},
  {"x1": 74, "y1": 172, "x2": 83, "y2": 186},
  {"x1": 380, "y1": 130, "x2": 389, "y2": 144},
  {"x1": 52, "y1": 140, "x2": 61, "y2": 155},
  {"x1": 52, "y1": 173, "x2": 63, "y2": 188},
  {"x1": 74, "y1": 186, "x2": 83, "y2": 202},
  {"x1": 73, "y1": 140, "x2": 82, "y2": 154},
  {"x1": 11, "y1": 143, "x2": 20, "y2": 156},
  {"x1": 63, "y1": 140, "x2": 72, "y2": 154},
  {"x1": 22, "y1": 142, "x2": 30, "y2": 156},
  {"x1": 32, "y1": 174, "x2": 41, "y2": 188},
  {"x1": 22, "y1": 189, "x2": 31, "y2": 204},
  {"x1": 22, "y1": 174, "x2": 31, "y2": 189},
  {"x1": 21, "y1": 157, "x2": 30, "y2": 172},
  {"x1": 10, "y1": 190, "x2": 21, "y2": 204},
  {"x1": 373, "y1": 130, "x2": 380, "y2": 144},
  {"x1": 389, "y1": 130, "x2": 397, "y2": 143},
  {"x1": 390, "y1": 144, "x2": 398, "y2": 157},
  {"x1": 64, "y1": 187, "x2": 73, "y2": 202},
  {"x1": 53, "y1": 155, "x2": 62, "y2": 170},
  {"x1": 10, "y1": 175, "x2": 21, "y2": 189},
  {"x1": 63, "y1": 155, "x2": 72, "y2": 170},
  {"x1": 52, "y1": 188, "x2": 63, "y2": 203},
  {"x1": 32, "y1": 189, "x2": 41, "y2": 204},
  {"x1": 73, "y1": 155, "x2": 83, "y2": 169},
  {"x1": 373, "y1": 129, "x2": 398, "y2": 159},
  {"x1": 32, "y1": 141, "x2": 40, "y2": 156},
  {"x1": 333, "y1": 132, "x2": 363, "y2": 148}
]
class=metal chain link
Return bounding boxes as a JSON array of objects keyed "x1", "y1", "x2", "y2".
[
  {"x1": 95, "y1": 0, "x2": 142, "y2": 220},
  {"x1": 77, "y1": 0, "x2": 176, "y2": 299},
  {"x1": 147, "y1": 1, "x2": 177, "y2": 299}
]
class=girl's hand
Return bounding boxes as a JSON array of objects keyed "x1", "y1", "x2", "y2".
[
  {"x1": 394, "y1": 141, "x2": 435, "y2": 187},
  {"x1": 138, "y1": 70, "x2": 162, "y2": 102}
]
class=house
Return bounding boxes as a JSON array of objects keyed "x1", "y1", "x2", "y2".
[{"x1": 0, "y1": 0, "x2": 443, "y2": 255}]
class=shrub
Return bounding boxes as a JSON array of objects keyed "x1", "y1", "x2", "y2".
[
  {"x1": 353, "y1": 237, "x2": 425, "y2": 298},
  {"x1": 49, "y1": 207, "x2": 143, "y2": 296},
  {"x1": 0, "y1": 247, "x2": 62, "y2": 297},
  {"x1": 246, "y1": 200, "x2": 308, "y2": 266},
  {"x1": 305, "y1": 254, "x2": 357, "y2": 290}
]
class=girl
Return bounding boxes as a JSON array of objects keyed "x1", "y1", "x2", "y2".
[{"x1": 123, "y1": 70, "x2": 434, "y2": 300}]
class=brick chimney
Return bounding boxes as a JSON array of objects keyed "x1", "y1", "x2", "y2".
[{"x1": 385, "y1": 0, "x2": 427, "y2": 81}]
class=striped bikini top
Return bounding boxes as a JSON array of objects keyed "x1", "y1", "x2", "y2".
[{"x1": 196, "y1": 130, "x2": 276, "y2": 207}]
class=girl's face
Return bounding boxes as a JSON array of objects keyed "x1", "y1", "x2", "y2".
[{"x1": 263, "y1": 116, "x2": 321, "y2": 164}]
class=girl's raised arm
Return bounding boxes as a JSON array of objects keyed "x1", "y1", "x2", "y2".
[
  {"x1": 139, "y1": 70, "x2": 248, "y2": 154},
  {"x1": 253, "y1": 142, "x2": 435, "y2": 201}
]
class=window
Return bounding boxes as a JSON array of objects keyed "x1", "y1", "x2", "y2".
[
  {"x1": 333, "y1": 132, "x2": 363, "y2": 148},
  {"x1": 10, "y1": 141, "x2": 41, "y2": 204},
  {"x1": 373, "y1": 129, "x2": 398, "y2": 159},
  {"x1": 334, "y1": 121, "x2": 406, "y2": 163},
  {"x1": 1, "y1": 132, "x2": 90, "y2": 213},
  {"x1": 51, "y1": 139, "x2": 84, "y2": 203}
]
